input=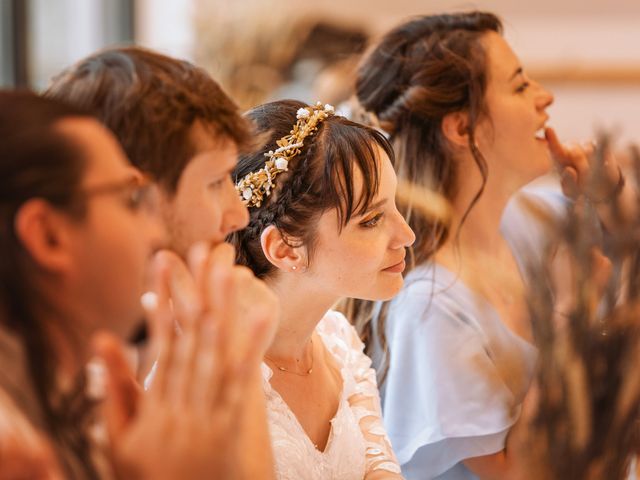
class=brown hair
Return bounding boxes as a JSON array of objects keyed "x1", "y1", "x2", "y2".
[
  {"x1": 45, "y1": 46, "x2": 251, "y2": 194},
  {"x1": 353, "y1": 11, "x2": 503, "y2": 380},
  {"x1": 229, "y1": 100, "x2": 393, "y2": 278},
  {"x1": 0, "y1": 90, "x2": 98, "y2": 478}
]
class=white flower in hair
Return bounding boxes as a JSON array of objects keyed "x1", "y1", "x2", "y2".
[
  {"x1": 236, "y1": 102, "x2": 334, "y2": 208},
  {"x1": 275, "y1": 158, "x2": 289, "y2": 171}
]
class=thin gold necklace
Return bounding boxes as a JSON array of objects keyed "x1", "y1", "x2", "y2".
[{"x1": 264, "y1": 339, "x2": 314, "y2": 376}]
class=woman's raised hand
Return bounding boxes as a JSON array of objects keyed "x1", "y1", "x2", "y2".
[
  {"x1": 95, "y1": 242, "x2": 279, "y2": 480},
  {"x1": 545, "y1": 127, "x2": 622, "y2": 201}
]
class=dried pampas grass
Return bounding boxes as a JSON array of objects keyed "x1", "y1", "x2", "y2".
[
  {"x1": 521, "y1": 135, "x2": 640, "y2": 480},
  {"x1": 193, "y1": 0, "x2": 308, "y2": 109}
]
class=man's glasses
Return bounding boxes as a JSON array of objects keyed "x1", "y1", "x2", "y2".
[{"x1": 78, "y1": 175, "x2": 159, "y2": 216}]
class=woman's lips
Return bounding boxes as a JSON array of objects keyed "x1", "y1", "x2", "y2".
[{"x1": 382, "y1": 259, "x2": 406, "y2": 273}]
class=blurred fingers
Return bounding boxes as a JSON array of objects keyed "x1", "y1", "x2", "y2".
[
  {"x1": 143, "y1": 252, "x2": 176, "y2": 400},
  {"x1": 92, "y1": 331, "x2": 139, "y2": 440}
]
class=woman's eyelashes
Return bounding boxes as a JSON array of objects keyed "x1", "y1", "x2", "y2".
[
  {"x1": 360, "y1": 212, "x2": 384, "y2": 228},
  {"x1": 515, "y1": 81, "x2": 530, "y2": 93}
]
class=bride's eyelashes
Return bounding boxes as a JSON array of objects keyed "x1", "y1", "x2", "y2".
[{"x1": 359, "y1": 212, "x2": 384, "y2": 229}]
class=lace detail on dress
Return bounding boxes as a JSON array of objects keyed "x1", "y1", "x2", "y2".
[
  {"x1": 317, "y1": 311, "x2": 402, "y2": 477},
  {"x1": 262, "y1": 310, "x2": 402, "y2": 479}
]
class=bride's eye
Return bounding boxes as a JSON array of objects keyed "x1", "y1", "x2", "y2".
[{"x1": 360, "y1": 212, "x2": 383, "y2": 228}]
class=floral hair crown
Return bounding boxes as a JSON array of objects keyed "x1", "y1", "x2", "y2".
[{"x1": 236, "y1": 102, "x2": 335, "y2": 208}]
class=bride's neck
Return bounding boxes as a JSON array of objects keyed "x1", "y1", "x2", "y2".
[{"x1": 265, "y1": 275, "x2": 336, "y2": 361}]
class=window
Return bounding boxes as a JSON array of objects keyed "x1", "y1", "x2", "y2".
[
  {"x1": 1, "y1": 0, "x2": 134, "y2": 89},
  {"x1": 1, "y1": 0, "x2": 28, "y2": 87}
]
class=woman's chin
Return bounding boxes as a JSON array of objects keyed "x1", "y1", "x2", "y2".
[
  {"x1": 524, "y1": 151, "x2": 554, "y2": 185},
  {"x1": 369, "y1": 278, "x2": 405, "y2": 302}
]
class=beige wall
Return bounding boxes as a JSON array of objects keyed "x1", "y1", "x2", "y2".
[{"x1": 138, "y1": 0, "x2": 640, "y2": 145}]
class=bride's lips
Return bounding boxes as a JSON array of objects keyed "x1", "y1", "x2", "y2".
[{"x1": 382, "y1": 259, "x2": 406, "y2": 273}]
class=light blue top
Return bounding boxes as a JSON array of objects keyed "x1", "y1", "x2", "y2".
[{"x1": 376, "y1": 181, "x2": 568, "y2": 479}]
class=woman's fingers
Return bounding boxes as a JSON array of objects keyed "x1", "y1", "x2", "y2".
[
  {"x1": 560, "y1": 166, "x2": 580, "y2": 199},
  {"x1": 92, "y1": 331, "x2": 140, "y2": 441},
  {"x1": 187, "y1": 241, "x2": 213, "y2": 314},
  {"x1": 546, "y1": 127, "x2": 624, "y2": 203},
  {"x1": 545, "y1": 126, "x2": 568, "y2": 165},
  {"x1": 189, "y1": 319, "x2": 222, "y2": 408},
  {"x1": 546, "y1": 127, "x2": 590, "y2": 173},
  {"x1": 144, "y1": 252, "x2": 177, "y2": 400},
  {"x1": 204, "y1": 244, "x2": 239, "y2": 407},
  {"x1": 165, "y1": 316, "x2": 201, "y2": 406},
  {"x1": 160, "y1": 249, "x2": 199, "y2": 332},
  {"x1": 161, "y1": 246, "x2": 213, "y2": 406},
  {"x1": 144, "y1": 242, "x2": 271, "y2": 410},
  {"x1": 207, "y1": 244, "x2": 237, "y2": 351},
  {"x1": 106, "y1": 243, "x2": 266, "y2": 479}
]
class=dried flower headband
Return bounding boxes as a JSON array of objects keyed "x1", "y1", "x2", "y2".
[{"x1": 236, "y1": 102, "x2": 334, "y2": 208}]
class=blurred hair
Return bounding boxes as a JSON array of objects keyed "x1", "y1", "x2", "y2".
[
  {"x1": 0, "y1": 90, "x2": 98, "y2": 477},
  {"x1": 45, "y1": 46, "x2": 252, "y2": 194}
]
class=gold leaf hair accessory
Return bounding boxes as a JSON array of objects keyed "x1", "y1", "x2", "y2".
[{"x1": 236, "y1": 102, "x2": 334, "y2": 208}]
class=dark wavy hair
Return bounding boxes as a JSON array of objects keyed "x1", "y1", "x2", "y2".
[
  {"x1": 353, "y1": 11, "x2": 503, "y2": 381},
  {"x1": 0, "y1": 90, "x2": 100, "y2": 478},
  {"x1": 229, "y1": 100, "x2": 394, "y2": 278}
]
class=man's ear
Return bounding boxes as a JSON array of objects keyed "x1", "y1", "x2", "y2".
[
  {"x1": 441, "y1": 111, "x2": 471, "y2": 148},
  {"x1": 260, "y1": 225, "x2": 307, "y2": 273},
  {"x1": 14, "y1": 199, "x2": 76, "y2": 273}
]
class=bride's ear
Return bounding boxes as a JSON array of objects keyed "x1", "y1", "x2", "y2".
[{"x1": 260, "y1": 225, "x2": 307, "y2": 273}]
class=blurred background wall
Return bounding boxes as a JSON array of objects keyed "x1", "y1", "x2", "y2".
[{"x1": 1, "y1": 0, "x2": 639, "y2": 144}]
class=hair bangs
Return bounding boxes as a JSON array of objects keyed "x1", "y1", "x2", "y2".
[{"x1": 320, "y1": 119, "x2": 392, "y2": 229}]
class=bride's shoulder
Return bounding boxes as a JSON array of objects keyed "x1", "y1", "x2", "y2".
[
  {"x1": 316, "y1": 310, "x2": 363, "y2": 365},
  {"x1": 317, "y1": 310, "x2": 353, "y2": 338}
]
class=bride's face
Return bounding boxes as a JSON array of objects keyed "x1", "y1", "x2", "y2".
[{"x1": 302, "y1": 146, "x2": 415, "y2": 301}]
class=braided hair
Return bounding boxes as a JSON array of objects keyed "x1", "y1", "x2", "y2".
[
  {"x1": 353, "y1": 12, "x2": 504, "y2": 382},
  {"x1": 230, "y1": 99, "x2": 393, "y2": 278},
  {"x1": 357, "y1": 11, "x2": 502, "y2": 268}
]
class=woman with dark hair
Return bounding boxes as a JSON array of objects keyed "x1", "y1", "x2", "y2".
[
  {"x1": 230, "y1": 100, "x2": 415, "y2": 479},
  {"x1": 355, "y1": 11, "x2": 626, "y2": 480},
  {"x1": 0, "y1": 91, "x2": 277, "y2": 479}
]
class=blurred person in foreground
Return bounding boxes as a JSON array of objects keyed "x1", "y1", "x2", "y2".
[
  {"x1": 45, "y1": 47, "x2": 280, "y2": 478},
  {"x1": 0, "y1": 91, "x2": 278, "y2": 479}
]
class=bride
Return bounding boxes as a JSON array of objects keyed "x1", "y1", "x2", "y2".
[{"x1": 231, "y1": 100, "x2": 415, "y2": 479}]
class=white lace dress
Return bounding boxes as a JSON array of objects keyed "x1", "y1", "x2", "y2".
[{"x1": 262, "y1": 310, "x2": 401, "y2": 480}]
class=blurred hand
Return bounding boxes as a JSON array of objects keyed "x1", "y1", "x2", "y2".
[
  {"x1": 545, "y1": 127, "x2": 621, "y2": 201},
  {"x1": 0, "y1": 438, "x2": 62, "y2": 480},
  {"x1": 0, "y1": 394, "x2": 63, "y2": 480},
  {"x1": 178, "y1": 242, "x2": 279, "y2": 361},
  {"x1": 549, "y1": 242, "x2": 612, "y2": 319},
  {"x1": 95, "y1": 242, "x2": 278, "y2": 480}
]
